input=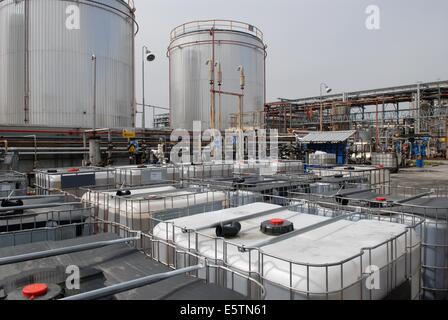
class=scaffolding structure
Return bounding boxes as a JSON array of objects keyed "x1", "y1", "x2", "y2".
[{"x1": 265, "y1": 81, "x2": 448, "y2": 158}]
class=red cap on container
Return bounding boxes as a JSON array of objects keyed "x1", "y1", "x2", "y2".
[
  {"x1": 22, "y1": 283, "x2": 48, "y2": 300},
  {"x1": 269, "y1": 219, "x2": 285, "y2": 226},
  {"x1": 375, "y1": 197, "x2": 387, "y2": 202}
]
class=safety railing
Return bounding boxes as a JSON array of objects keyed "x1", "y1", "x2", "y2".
[{"x1": 170, "y1": 20, "x2": 264, "y2": 42}]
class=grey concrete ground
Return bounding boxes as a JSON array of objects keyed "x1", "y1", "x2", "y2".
[{"x1": 392, "y1": 161, "x2": 448, "y2": 188}]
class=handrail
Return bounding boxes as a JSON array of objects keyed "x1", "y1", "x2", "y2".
[
  {"x1": 0, "y1": 233, "x2": 141, "y2": 266},
  {"x1": 61, "y1": 264, "x2": 204, "y2": 300},
  {"x1": 170, "y1": 20, "x2": 264, "y2": 42}
]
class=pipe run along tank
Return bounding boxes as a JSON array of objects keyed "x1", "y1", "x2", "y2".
[
  {"x1": 168, "y1": 20, "x2": 267, "y2": 130},
  {"x1": 0, "y1": 0, "x2": 136, "y2": 128}
]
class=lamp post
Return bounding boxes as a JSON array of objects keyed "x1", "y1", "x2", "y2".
[
  {"x1": 320, "y1": 83, "x2": 332, "y2": 131},
  {"x1": 142, "y1": 46, "x2": 155, "y2": 129}
]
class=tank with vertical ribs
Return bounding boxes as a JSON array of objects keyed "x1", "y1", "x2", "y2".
[
  {"x1": 0, "y1": 0, "x2": 135, "y2": 128},
  {"x1": 168, "y1": 20, "x2": 266, "y2": 130}
]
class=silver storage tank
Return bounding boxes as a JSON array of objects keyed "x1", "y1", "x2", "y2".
[
  {"x1": 0, "y1": 0, "x2": 135, "y2": 128},
  {"x1": 168, "y1": 20, "x2": 266, "y2": 130}
]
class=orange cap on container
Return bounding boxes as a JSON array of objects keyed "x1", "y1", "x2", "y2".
[{"x1": 22, "y1": 283, "x2": 48, "y2": 300}]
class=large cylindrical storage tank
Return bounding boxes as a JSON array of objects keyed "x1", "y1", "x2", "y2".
[
  {"x1": 168, "y1": 20, "x2": 266, "y2": 131},
  {"x1": 0, "y1": 0, "x2": 135, "y2": 128}
]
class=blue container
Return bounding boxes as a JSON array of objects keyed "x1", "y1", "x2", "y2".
[{"x1": 416, "y1": 159, "x2": 424, "y2": 168}]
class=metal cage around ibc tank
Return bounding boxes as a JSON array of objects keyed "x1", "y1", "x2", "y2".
[
  {"x1": 81, "y1": 184, "x2": 246, "y2": 235},
  {"x1": 0, "y1": 214, "x2": 266, "y2": 300},
  {"x1": 0, "y1": 171, "x2": 27, "y2": 197},
  {"x1": 35, "y1": 167, "x2": 116, "y2": 197},
  {"x1": 148, "y1": 192, "x2": 423, "y2": 300},
  {"x1": 290, "y1": 184, "x2": 448, "y2": 300}
]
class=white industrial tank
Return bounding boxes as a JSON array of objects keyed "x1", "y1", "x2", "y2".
[
  {"x1": 153, "y1": 202, "x2": 421, "y2": 300},
  {"x1": 81, "y1": 185, "x2": 228, "y2": 234},
  {"x1": 0, "y1": 0, "x2": 135, "y2": 128},
  {"x1": 168, "y1": 20, "x2": 266, "y2": 130}
]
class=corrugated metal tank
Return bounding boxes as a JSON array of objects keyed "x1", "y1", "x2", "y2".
[
  {"x1": 168, "y1": 20, "x2": 266, "y2": 130},
  {"x1": 0, "y1": 0, "x2": 135, "y2": 128}
]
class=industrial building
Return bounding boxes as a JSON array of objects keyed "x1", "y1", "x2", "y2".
[{"x1": 0, "y1": 0, "x2": 446, "y2": 302}]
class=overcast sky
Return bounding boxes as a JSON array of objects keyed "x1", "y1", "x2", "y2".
[{"x1": 134, "y1": 0, "x2": 448, "y2": 118}]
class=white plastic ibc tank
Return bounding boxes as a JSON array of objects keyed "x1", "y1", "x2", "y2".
[
  {"x1": 84, "y1": 186, "x2": 228, "y2": 234},
  {"x1": 81, "y1": 186, "x2": 178, "y2": 230},
  {"x1": 153, "y1": 203, "x2": 420, "y2": 300}
]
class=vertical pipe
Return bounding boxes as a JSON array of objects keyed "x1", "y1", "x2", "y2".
[
  {"x1": 218, "y1": 85, "x2": 222, "y2": 131},
  {"x1": 237, "y1": 96, "x2": 242, "y2": 130},
  {"x1": 210, "y1": 29, "x2": 216, "y2": 130},
  {"x1": 24, "y1": 0, "x2": 30, "y2": 124},
  {"x1": 216, "y1": 62, "x2": 223, "y2": 131},
  {"x1": 376, "y1": 103, "x2": 379, "y2": 150},
  {"x1": 131, "y1": 19, "x2": 136, "y2": 128},
  {"x1": 283, "y1": 107, "x2": 286, "y2": 134},
  {"x1": 107, "y1": 129, "x2": 112, "y2": 164},
  {"x1": 416, "y1": 82, "x2": 421, "y2": 134},
  {"x1": 446, "y1": 118, "x2": 448, "y2": 160},
  {"x1": 264, "y1": 47, "x2": 267, "y2": 110},
  {"x1": 33, "y1": 135, "x2": 37, "y2": 169},
  {"x1": 320, "y1": 86, "x2": 323, "y2": 131},
  {"x1": 168, "y1": 48, "x2": 172, "y2": 128},
  {"x1": 83, "y1": 132, "x2": 87, "y2": 166},
  {"x1": 238, "y1": 66, "x2": 245, "y2": 130},
  {"x1": 92, "y1": 55, "x2": 97, "y2": 134},
  {"x1": 241, "y1": 93, "x2": 244, "y2": 130}
]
